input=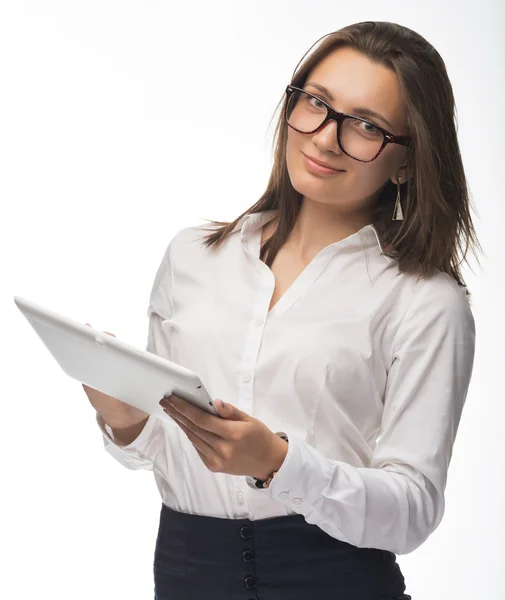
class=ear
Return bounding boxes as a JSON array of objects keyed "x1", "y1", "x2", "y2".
[{"x1": 392, "y1": 164, "x2": 412, "y2": 185}]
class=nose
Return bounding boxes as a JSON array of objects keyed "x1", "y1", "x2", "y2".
[{"x1": 312, "y1": 118, "x2": 343, "y2": 154}]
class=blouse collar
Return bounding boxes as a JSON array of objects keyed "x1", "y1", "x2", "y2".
[{"x1": 231, "y1": 209, "x2": 391, "y2": 263}]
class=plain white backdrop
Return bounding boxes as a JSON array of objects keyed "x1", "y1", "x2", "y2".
[{"x1": 2, "y1": 1, "x2": 503, "y2": 598}]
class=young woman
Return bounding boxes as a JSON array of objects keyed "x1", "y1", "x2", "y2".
[{"x1": 93, "y1": 20, "x2": 480, "y2": 600}]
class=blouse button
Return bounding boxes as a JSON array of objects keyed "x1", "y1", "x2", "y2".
[
  {"x1": 292, "y1": 497, "x2": 302, "y2": 506},
  {"x1": 242, "y1": 371, "x2": 252, "y2": 383}
]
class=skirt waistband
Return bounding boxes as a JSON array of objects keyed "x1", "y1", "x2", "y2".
[{"x1": 153, "y1": 503, "x2": 411, "y2": 600}]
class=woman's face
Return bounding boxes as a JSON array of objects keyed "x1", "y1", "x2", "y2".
[{"x1": 286, "y1": 46, "x2": 410, "y2": 217}]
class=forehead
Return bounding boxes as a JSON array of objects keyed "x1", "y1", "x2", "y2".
[{"x1": 307, "y1": 46, "x2": 407, "y2": 129}]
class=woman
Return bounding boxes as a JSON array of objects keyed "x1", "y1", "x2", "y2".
[{"x1": 95, "y1": 20, "x2": 480, "y2": 600}]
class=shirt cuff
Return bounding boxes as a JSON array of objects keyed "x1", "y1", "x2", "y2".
[
  {"x1": 247, "y1": 434, "x2": 333, "y2": 512},
  {"x1": 96, "y1": 411, "x2": 159, "y2": 468}
]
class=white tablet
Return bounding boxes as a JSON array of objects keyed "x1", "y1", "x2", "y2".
[{"x1": 14, "y1": 295, "x2": 220, "y2": 422}]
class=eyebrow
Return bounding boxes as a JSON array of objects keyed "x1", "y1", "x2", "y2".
[{"x1": 304, "y1": 82, "x2": 395, "y2": 130}]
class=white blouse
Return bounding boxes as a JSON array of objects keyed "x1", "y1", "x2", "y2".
[{"x1": 96, "y1": 209, "x2": 476, "y2": 555}]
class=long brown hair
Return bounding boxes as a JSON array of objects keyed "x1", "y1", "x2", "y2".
[{"x1": 198, "y1": 21, "x2": 482, "y2": 300}]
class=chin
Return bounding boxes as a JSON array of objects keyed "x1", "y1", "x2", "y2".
[{"x1": 290, "y1": 167, "x2": 332, "y2": 194}]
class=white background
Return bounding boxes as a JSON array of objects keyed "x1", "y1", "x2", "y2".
[{"x1": 2, "y1": 1, "x2": 503, "y2": 598}]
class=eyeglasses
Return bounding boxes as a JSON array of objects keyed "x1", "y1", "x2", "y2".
[{"x1": 284, "y1": 85, "x2": 412, "y2": 163}]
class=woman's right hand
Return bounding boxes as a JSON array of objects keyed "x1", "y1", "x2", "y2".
[{"x1": 81, "y1": 323, "x2": 149, "y2": 426}]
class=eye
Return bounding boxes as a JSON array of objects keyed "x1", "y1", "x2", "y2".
[
  {"x1": 308, "y1": 96, "x2": 326, "y2": 109},
  {"x1": 352, "y1": 119, "x2": 382, "y2": 137},
  {"x1": 362, "y1": 121, "x2": 380, "y2": 133}
]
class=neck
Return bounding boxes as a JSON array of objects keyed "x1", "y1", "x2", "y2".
[{"x1": 286, "y1": 199, "x2": 373, "y2": 261}]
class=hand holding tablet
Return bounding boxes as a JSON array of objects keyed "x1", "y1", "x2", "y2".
[
  {"x1": 80, "y1": 324, "x2": 154, "y2": 429},
  {"x1": 14, "y1": 295, "x2": 220, "y2": 426}
]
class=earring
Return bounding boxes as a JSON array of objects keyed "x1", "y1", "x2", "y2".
[{"x1": 392, "y1": 176, "x2": 404, "y2": 221}]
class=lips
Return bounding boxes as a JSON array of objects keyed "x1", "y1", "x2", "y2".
[{"x1": 303, "y1": 153, "x2": 344, "y2": 171}]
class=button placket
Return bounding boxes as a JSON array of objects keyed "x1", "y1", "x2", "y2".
[
  {"x1": 238, "y1": 231, "x2": 273, "y2": 401},
  {"x1": 239, "y1": 524, "x2": 257, "y2": 591}
]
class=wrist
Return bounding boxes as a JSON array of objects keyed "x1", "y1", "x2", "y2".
[{"x1": 253, "y1": 432, "x2": 289, "y2": 482}]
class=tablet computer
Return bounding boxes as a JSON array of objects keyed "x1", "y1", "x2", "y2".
[{"x1": 13, "y1": 295, "x2": 220, "y2": 422}]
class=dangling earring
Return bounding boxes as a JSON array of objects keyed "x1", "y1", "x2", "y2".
[{"x1": 392, "y1": 176, "x2": 404, "y2": 221}]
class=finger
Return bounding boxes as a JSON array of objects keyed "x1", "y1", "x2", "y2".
[
  {"x1": 84, "y1": 323, "x2": 116, "y2": 337},
  {"x1": 167, "y1": 397, "x2": 232, "y2": 437},
  {"x1": 164, "y1": 406, "x2": 224, "y2": 448},
  {"x1": 173, "y1": 417, "x2": 221, "y2": 469}
]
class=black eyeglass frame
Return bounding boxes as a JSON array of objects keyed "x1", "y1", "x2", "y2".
[{"x1": 285, "y1": 85, "x2": 412, "y2": 163}]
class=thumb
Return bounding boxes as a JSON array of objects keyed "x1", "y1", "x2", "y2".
[{"x1": 214, "y1": 399, "x2": 248, "y2": 420}]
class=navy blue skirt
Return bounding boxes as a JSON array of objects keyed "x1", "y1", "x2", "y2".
[{"x1": 153, "y1": 503, "x2": 412, "y2": 600}]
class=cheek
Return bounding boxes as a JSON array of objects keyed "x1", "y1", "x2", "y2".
[
  {"x1": 354, "y1": 150, "x2": 397, "y2": 190},
  {"x1": 373, "y1": 146, "x2": 405, "y2": 179},
  {"x1": 355, "y1": 164, "x2": 386, "y2": 188}
]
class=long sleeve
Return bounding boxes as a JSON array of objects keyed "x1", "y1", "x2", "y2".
[
  {"x1": 259, "y1": 275, "x2": 476, "y2": 555},
  {"x1": 97, "y1": 239, "x2": 175, "y2": 471}
]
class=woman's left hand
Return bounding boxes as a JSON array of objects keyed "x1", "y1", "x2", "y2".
[{"x1": 159, "y1": 395, "x2": 288, "y2": 481}]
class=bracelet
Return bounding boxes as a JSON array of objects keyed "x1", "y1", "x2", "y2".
[{"x1": 252, "y1": 432, "x2": 289, "y2": 489}]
